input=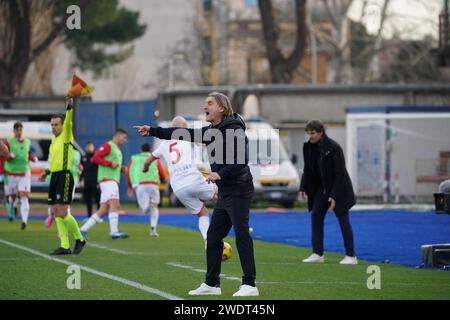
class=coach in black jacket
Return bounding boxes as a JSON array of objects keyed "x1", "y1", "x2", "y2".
[
  {"x1": 300, "y1": 120, "x2": 357, "y2": 265},
  {"x1": 134, "y1": 91, "x2": 258, "y2": 297}
]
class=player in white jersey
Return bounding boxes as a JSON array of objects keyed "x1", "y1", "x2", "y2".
[{"x1": 143, "y1": 116, "x2": 217, "y2": 244}]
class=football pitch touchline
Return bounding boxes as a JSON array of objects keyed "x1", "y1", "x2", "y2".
[
  {"x1": 167, "y1": 262, "x2": 450, "y2": 287},
  {"x1": 0, "y1": 239, "x2": 184, "y2": 300},
  {"x1": 87, "y1": 242, "x2": 203, "y2": 256},
  {"x1": 165, "y1": 262, "x2": 369, "y2": 285},
  {"x1": 167, "y1": 262, "x2": 242, "y2": 282},
  {"x1": 87, "y1": 242, "x2": 145, "y2": 255}
]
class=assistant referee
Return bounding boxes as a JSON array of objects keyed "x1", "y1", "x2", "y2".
[{"x1": 40, "y1": 97, "x2": 86, "y2": 255}]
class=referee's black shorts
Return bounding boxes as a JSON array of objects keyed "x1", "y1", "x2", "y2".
[{"x1": 48, "y1": 170, "x2": 74, "y2": 205}]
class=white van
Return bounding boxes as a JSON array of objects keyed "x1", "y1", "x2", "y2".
[
  {"x1": 246, "y1": 118, "x2": 300, "y2": 208},
  {"x1": 0, "y1": 121, "x2": 52, "y2": 199},
  {"x1": 156, "y1": 116, "x2": 300, "y2": 207}
]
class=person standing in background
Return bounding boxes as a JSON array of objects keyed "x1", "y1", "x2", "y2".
[
  {"x1": 71, "y1": 147, "x2": 83, "y2": 197},
  {"x1": 300, "y1": 120, "x2": 357, "y2": 265},
  {"x1": 0, "y1": 139, "x2": 8, "y2": 156},
  {"x1": 80, "y1": 129, "x2": 129, "y2": 240},
  {"x1": 127, "y1": 143, "x2": 166, "y2": 236},
  {"x1": 0, "y1": 140, "x2": 9, "y2": 211},
  {"x1": 80, "y1": 142, "x2": 100, "y2": 218},
  {"x1": 3, "y1": 122, "x2": 38, "y2": 229}
]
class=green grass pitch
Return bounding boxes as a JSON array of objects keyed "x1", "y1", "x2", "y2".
[{"x1": 1, "y1": 220, "x2": 449, "y2": 300}]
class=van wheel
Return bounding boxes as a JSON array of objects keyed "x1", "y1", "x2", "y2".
[{"x1": 281, "y1": 201, "x2": 295, "y2": 209}]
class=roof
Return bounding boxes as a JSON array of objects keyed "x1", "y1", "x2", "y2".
[{"x1": 346, "y1": 106, "x2": 450, "y2": 114}]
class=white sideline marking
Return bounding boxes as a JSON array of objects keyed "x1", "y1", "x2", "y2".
[
  {"x1": 0, "y1": 239, "x2": 183, "y2": 300},
  {"x1": 87, "y1": 242, "x2": 141, "y2": 255},
  {"x1": 258, "y1": 281, "x2": 450, "y2": 287},
  {"x1": 167, "y1": 262, "x2": 241, "y2": 282},
  {"x1": 167, "y1": 262, "x2": 450, "y2": 287},
  {"x1": 257, "y1": 262, "x2": 299, "y2": 265},
  {"x1": 88, "y1": 242, "x2": 202, "y2": 256}
]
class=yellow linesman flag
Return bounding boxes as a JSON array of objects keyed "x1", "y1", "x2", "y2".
[{"x1": 67, "y1": 74, "x2": 93, "y2": 97}]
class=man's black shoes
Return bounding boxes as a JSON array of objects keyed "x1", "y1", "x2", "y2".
[
  {"x1": 50, "y1": 247, "x2": 72, "y2": 255},
  {"x1": 72, "y1": 239, "x2": 86, "y2": 255}
]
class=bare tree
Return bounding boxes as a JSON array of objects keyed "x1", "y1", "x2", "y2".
[
  {"x1": 359, "y1": 0, "x2": 442, "y2": 82},
  {"x1": 310, "y1": 0, "x2": 392, "y2": 83},
  {"x1": 362, "y1": 0, "x2": 391, "y2": 81},
  {"x1": 378, "y1": 37, "x2": 446, "y2": 83},
  {"x1": 318, "y1": 0, "x2": 353, "y2": 83},
  {"x1": 258, "y1": 0, "x2": 308, "y2": 83}
]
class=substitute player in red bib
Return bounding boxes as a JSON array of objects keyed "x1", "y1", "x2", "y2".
[
  {"x1": 127, "y1": 143, "x2": 165, "y2": 236},
  {"x1": 3, "y1": 122, "x2": 38, "y2": 228},
  {"x1": 80, "y1": 128, "x2": 129, "y2": 240},
  {"x1": 0, "y1": 140, "x2": 7, "y2": 156}
]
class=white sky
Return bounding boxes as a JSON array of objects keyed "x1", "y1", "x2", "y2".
[{"x1": 348, "y1": 0, "x2": 443, "y2": 40}]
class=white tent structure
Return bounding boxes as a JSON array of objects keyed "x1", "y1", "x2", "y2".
[{"x1": 346, "y1": 106, "x2": 450, "y2": 203}]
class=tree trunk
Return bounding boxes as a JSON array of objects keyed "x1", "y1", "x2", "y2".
[
  {"x1": 259, "y1": 0, "x2": 307, "y2": 84},
  {"x1": 0, "y1": 0, "x2": 31, "y2": 96},
  {"x1": 0, "y1": 0, "x2": 67, "y2": 96},
  {"x1": 0, "y1": 62, "x2": 13, "y2": 97}
]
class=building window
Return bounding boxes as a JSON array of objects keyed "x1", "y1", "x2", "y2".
[
  {"x1": 203, "y1": 0, "x2": 212, "y2": 13},
  {"x1": 245, "y1": 0, "x2": 258, "y2": 7}
]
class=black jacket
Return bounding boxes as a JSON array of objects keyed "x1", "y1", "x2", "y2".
[
  {"x1": 149, "y1": 113, "x2": 253, "y2": 195},
  {"x1": 80, "y1": 152, "x2": 98, "y2": 187},
  {"x1": 300, "y1": 135, "x2": 355, "y2": 216}
]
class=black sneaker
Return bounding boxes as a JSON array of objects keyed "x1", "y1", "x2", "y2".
[
  {"x1": 50, "y1": 247, "x2": 72, "y2": 255},
  {"x1": 72, "y1": 239, "x2": 86, "y2": 255},
  {"x1": 21, "y1": 222, "x2": 26, "y2": 230}
]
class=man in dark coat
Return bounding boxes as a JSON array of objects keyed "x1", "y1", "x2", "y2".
[
  {"x1": 134, "y1": 91, "x2": 258, "y2": 297},
  {"x1": 299, "y1": 120, "x2": 357, "y2": 265}
]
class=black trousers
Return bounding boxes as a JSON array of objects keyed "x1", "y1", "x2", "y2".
[
  {"x1": 205, "y1": 189, "x2": 256, "y2": 287},
  {"x1": 48, "y1": 171, "x2": 74, "y2": 205},
  {"x1": 311, "y1": 191, "x2": 355, "y2": 257},
  {"x1": 83, "y1": 183, "x2": 100, "y2": 217}
]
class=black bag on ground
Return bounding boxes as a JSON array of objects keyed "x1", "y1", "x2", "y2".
[
  {"x1": 421, "y1": 244, "x2": 450, "y2": 268},
  {"x1": 433, "y1": 193, "x2": 450, "y2": 214}
]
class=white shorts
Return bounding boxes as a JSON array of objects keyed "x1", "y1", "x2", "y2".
[
  {"x1": 135, "y1": 184, "x2": 160, "y2": 209},
  {"x1": 5, "y1": 174, "x2": 31, "y2": 195},
  {"x1": 175, "y1": 182, "x2": 217, "y2": 214},
  {"x1": 99, "y1": 180, "x2": 120, "y2": 204},
  {"x1": 72, "y1": 176, "x2": 78, "y2": 200}
]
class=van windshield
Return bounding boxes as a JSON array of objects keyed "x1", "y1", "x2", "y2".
[
  {"x1": 30, "y1": 139, "x2": 51, "y2": 160},
  {"x1": 249, "y1": 139, "x2": 289, "y2": 165}
]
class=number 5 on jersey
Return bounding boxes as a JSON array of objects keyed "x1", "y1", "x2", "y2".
[{"x1": 169, "y1": 142, "x2": 181, "y2": 164}]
